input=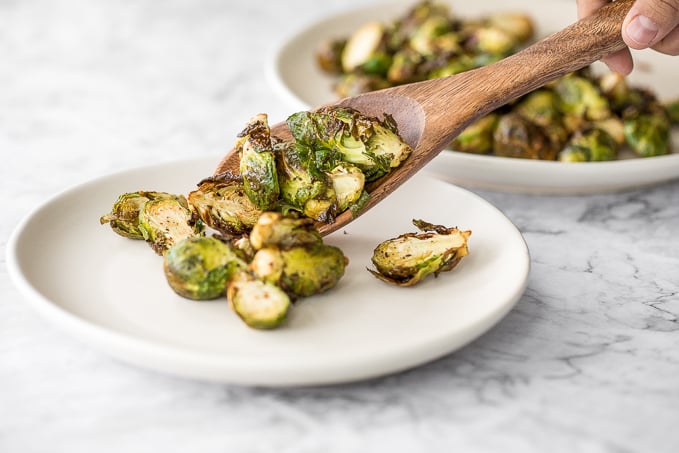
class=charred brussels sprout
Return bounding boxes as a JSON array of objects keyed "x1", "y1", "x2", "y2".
[
  {"x1": 287, "y1": 107, "x2": 412, "y2": 182},
  {"x1": 249, "y1": 212, "x2": 321, "y2": 251},
  {"x1": 623, "y1": 106, "x2": 672, "y2": 157},
  {"x1": 665, "y1": 99, "x2": 679, "y2": 125},
  {"x1": 315, "y1": 38, "x2": 346, "y2": 74},
  {"x1": 334, "y1": 73, "x2": 391, "y2": 98},
  {"x1": 369, "y1": 219, "x2": 471, "y2": 286},
  {"x1": 554, "y1": 75, "x2": 611, "y2": 124},
  {"x1": 558, "y1": 128, "x2": 618, "y2": 162},
  {"x1": 275, "y1": 140, "x2": 337, "y2": 223},
  {"x1": 188, "y1": 173, "x2": 262, "y2": 237},
  {"x1": 493, "y1": 112, "x2": 558, "y2": 160},
  {"x1": 138, "y1": 196, "x2": 203, "y2": 255},
  {"x1": 227, "y1": 271, "x2": 291, "y2": 330},
  {"x1": 164, "y1": 236, "x2": 249, "y2": 300},
  {"x1": 450, "y1": 113, "x2": 499, "y2": 154},
  {"x1": 250, "y1": 244, "x2": 348, "y2": 299},
  {"x1": 100, "y1": 191, "x2": 178, "y2": 239},
  {"x1": 235, "y1": 114, "x2": 280, "y2": 211}
]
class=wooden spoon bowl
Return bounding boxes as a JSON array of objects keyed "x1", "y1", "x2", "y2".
[{"x1": 216, "y1": 0, "x2": 634, "y2": 235}]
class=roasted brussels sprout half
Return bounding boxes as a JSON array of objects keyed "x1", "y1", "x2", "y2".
[
  {"x1": 235, "y1": 113, "x2": 280, "y2": 211},
  {"x1": 287, "y1": 106, "x2": 412, "y2": 182},
  {"x1": 227, "y1": 270, "x2": 291, "y2": 330},
  {"x1": 100, "y1": 191, "x2": 178, "y2": 239},
  {"x1": 554, "y1": 75, "x2": 611, "y2": 123},
  {"x1": 250, "y1": 243, "x2": 348, "y2": 299},
  {"x1": 315, "y1": 38, "x2": 346, "y2": 74},
  {"x1": 341, "y1": 21, "x2": 386, "y2": 73},
  {"x1": 164, "y1": 236, "x2": 249, "y2": 300},
  {"x1": 369, "y1": 219, "x2": 471, "y2": 286},
  {"x1": 623, "y1": 105, "x2": 672, "y2": 157},
  {"x1": 327, "y1": 163, "x2": 367, "y2": 213},
  {"x1": 492, "y1": 112, "x2": 558, "y2": 160},
  {"x1": 275, "y1": 140, "x2": 337, "y2": 223},
  {"x1": 558, "y1": 128, "x2": 618, "y2": 162},
  {"x1": 138, "y1": 196, "x2": 203, "y2": 255},
  {"x1": 449, "y1": 113, "x2": 499, "y2": 154},
  {"x1": 249, "y1": 212, "x2": 321, "y2": 251},
  {"x1": 665, "y1": 98, "x2": 679, "y2": 125},
  {"x1": 334, "y1": 73, "x2": 391, "y2": 98},
  {"x1": 486, "y1": 12, "x2": 534, "y2": 42},
  {"x1": 188, "y1": 173, "x2": 262, "y2": 237}
]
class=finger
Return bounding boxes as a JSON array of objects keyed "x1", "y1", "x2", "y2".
[
  {"x1": 623, "y1": 0, "x2": 679, "y2": 49},
  {"x1": 576, "y1": 0, "x2": 610, "y2": 19},
  {"x1": 601, "y1": 48, "x2": 635, "y2": 74},
  {"x1": 651, "y1": 22, "x2": 679, "y2": 55}
]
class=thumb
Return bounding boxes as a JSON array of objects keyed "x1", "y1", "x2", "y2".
[{"x1": 622, "y1": 0, "x2": 679, "y2": 49}]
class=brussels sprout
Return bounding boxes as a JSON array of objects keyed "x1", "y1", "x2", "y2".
[
  {"x1": 286, "y1": 106, "x2": 412, "y2": 182},
  {"x1": 408, "y1": 15, "x2": 453, "y2": 56},
  {"x1": 387, "y1": 49, "x2": 426, "y2": 85},
  {"x1": 275, "y1": 140, "x2": 337, "y2": 223},
  {"x1": 359, "y1": 52, "x2": 393, "y2": 77},
  {"x1": 138, "y1": 196, "x2": 203, "y2": 255},
  {"x1": 100, "y1": 191, "x2": 179, "y2": 239},
  {"x1": 558, "y1": 128, "x2": 618, "y2": 162},
  {"x1": 554, "y1": 75, "x2": 611, "y2": 122},
  {"x1": 664, "y1": 98, "x2": 679, "y2": 125},
  {"x1": 449, "y1": 113, "x2": 499, "y2": 154},
  {"x1": 235, "y1": 113, "x2": 280, "y2": 211},
  {"x1": 315, "y1": 38, "x2": 346, "y2": 74},
  {"x1": 464, "y1": 26, "x2": 516, "y2": 55},
  {"x1": 369, "y1": 219, "x2": 471, "y2": 287},
  {"x1": 164, "y1": 236, "x2": 249, "y2": 300},
  {"x1": 250, "y1": 243, "x2": 348, "y2": 299},
  {"x1": 591, "y1": 117, "x2": 626, "y2": 146},
  {"x1": 341, "y1": 21, "x2": 386, "y2": 73},
  {"x1": 188, "y1": 173, "x2": 262, "y2": 237},
  {"x1": 515, "y1": 90, "x2": 561, "y2": 127},
  {"x1": 426, "y1": 54, "x2": 475, "y2": 79},
  {"x1": 492, "y1": 112, "x2": 558, "y2": 160},
  {"x1": 334, "y1": 73, "x2": 391, "y2": 98},
  {"x1": 623, "y1": 106, "x2": 672, "y2": 157},
  {"x1": 249, "y1": 212, "x2": 321, "y2": 251},
  {"x1": 486, "y1": 12, "x2": 534, "y2": 43},
  {"x1": 327, "y1": 163, "x2": 366, "y2": 212},
  {"x1": 227, "y1": 271, "x2": 291, "y2": 330}
]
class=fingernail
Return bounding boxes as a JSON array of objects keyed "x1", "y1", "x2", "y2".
[{"x1": 626, "y1": 15, "x2": 659, "y2": 46}]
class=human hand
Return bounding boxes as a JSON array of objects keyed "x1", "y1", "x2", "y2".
[{"x1": 576, "y1": 0, "x2": 679, "y2": 74}]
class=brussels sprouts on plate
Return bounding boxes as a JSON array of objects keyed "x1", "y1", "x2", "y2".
[
  {"x1": 100, "y1": 191, "x2": 183, "y2": 240},
  {"x1": 227, "y1": 270, "x2": 291, "y2": 330},
  {"x1": 164, "y1": 236, "x2": 249, "y2": 300},
  {"x1": 369, "y1": 219, "x2": 471, "y2": 287}
]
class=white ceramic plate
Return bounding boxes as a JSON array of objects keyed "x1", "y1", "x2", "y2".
[
  {"x1": 268, "y1": 0, "x2": 679, "y2": 193},
  {"x1": 7, "y1": 157, "x2": 529, "y2": 386}
]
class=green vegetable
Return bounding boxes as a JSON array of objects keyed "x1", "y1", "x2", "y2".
[
  {"x1": 164, "y1": 236, "x2": 249, "y2": 300},
  {"x1": 369, "y1": 219, "x2": 471, "y2": 286},
  {"x1": 138, "y1": 196, "x2": 203, "y2": 255},
  {"x1": 227, "y1": 271, "x2": 291, "y2": 330}
]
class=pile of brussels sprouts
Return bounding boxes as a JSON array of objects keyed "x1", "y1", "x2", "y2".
[
  {"x1": 100, "y1": 106, "x2": 415, "y2": 329},
  {"x1": 316, "y1": 0, "x2": 679, "y2": 161}
]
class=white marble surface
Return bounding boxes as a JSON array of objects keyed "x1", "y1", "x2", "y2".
[{"x1": 2, "y1": 0, "x2": 679, "y2": 452}]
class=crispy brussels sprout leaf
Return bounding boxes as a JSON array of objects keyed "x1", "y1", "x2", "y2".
[
  {"x1": 249, "y1": 212, "x2": 322, "y2": 251},
  {"x1": 188, "y1": 173, "x2": 262, "y2": 237},
  {"x1": 250, "y1": 244, "x2": 348, "y2": 299},
  {"x1": 227, "y1": 271, "x2": 291, "y2": 330},
  {"x1": 369, "y1": 219, "x2": 471, "y2": 286},
  {"x1": 138, "y1": 196, "x2": 203, "y2": 255},
  {"x1": 164, "y1": 236, "x2": 249, "y2": 300}
]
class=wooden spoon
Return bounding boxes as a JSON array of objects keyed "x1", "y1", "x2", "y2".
[{"x1": 216, "y1": 0, "x2": 633, "y2": 235}]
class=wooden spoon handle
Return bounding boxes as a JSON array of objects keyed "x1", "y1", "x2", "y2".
[{"x1": 403, "y1": 0, "x2": 634, "y2": 150}]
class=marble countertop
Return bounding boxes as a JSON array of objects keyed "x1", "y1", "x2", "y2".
[{"x1": 2, "y1": 1, "x2": 678, "y2": 452}]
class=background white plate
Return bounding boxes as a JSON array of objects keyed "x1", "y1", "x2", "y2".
[
  {"x1": 268, "y1": 0, "x2": 679, "y2": 193},
  {"x1": 7, "y1": 157, "x2": 529, "y2": 386}
]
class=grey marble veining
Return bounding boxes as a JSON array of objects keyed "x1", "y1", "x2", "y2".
[{"x1": 2, "y1": 1, "x2": 679, "y2": 452}]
